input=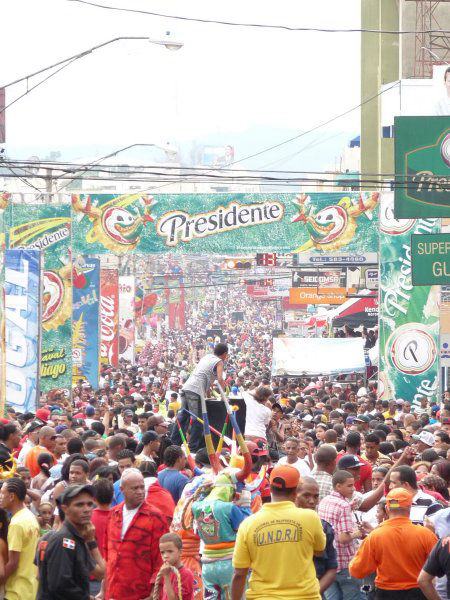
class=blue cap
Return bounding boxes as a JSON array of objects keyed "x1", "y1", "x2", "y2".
[{"x1": 232, "y1": 386, "x2": 239, "y2": 395}]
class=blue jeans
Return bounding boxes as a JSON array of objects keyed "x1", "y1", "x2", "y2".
[
  {"x1": 325, "y1": 568, "x2": 363, "y2": 600},
  {"x1": 171, "y1": 391, "x2": 205, "y2": 452}
]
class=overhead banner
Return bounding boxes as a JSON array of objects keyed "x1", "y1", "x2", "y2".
[
  {"x1": 6, "y1": 204, "x2": 72, "y2": 394},
  {"x1": 4, "y1": 249, "x2": 41, "y2": 413},
  {"x1": 72, "y1": 257, "x2": 100, "y2": 388},
  {"x1": 71, "y1": 192, "x2": 379, "y2": 255},
  {"x1": 395, "y1": 116, "x2": 450, "y2": 218},
  {"x1": 272, "y1": 337, "x2": 366, "y2": 376},
  {"x1": 119, "y1": 276, "x2": 135, "y2": 362},
  {"x1": 379, "y1": 194, "x2": 440, "y2": 407},
  {"x1": 100, "y1": 268, "x2": 119, "y2": 367}
]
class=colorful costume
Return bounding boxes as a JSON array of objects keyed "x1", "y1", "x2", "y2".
[
  {"x1": 171, "y1": 475, "x2": 210, "y2": 600},
  {"x1": 192, "y1": 473, "x2": 252, "y2": 600}
]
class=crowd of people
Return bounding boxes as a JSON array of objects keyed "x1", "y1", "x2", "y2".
[{"x1": 0, "y1": 285, "x2": 450, "y2": 600}]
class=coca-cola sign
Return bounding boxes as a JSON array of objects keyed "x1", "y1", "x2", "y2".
[{"x1": 100, "y1": 269, "x2": 119, "y2": 366}]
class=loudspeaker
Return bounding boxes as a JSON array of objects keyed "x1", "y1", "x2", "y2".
[{"x1": 205, "y1": 398, "x2": 246, "y2": 447}]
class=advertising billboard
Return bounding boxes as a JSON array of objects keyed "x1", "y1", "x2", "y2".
[
  {"x1": 71, "y1": 192, "x2": 379, "y2": 255},
  {"x1": 394, "y1": 116, "x2": 450, "y2": 218},
  {"x1": 4, "y1": 249, "x2": 41, "y2": 413},
  {"x1": 379, "y1": 194, "x2": 440, "y2": 407},
  {"x1": 72, "y1": 257, "x2": 100, "y2": 388}
]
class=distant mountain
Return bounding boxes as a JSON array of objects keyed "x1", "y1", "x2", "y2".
[{"x1": 4, "y1": 124, "x2": 357, "y2": 174}]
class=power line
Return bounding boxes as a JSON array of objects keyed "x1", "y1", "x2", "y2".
[{"x1": 64, "y1": 0, "x2": 450, "y2": 35}]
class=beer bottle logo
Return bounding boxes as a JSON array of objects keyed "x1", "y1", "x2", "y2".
[
  {"x1": 380, "y1": 195, "x2": 416, "y2": 235},
  {"x1": 441, "y1": 132, "x2": 450, "y2": 168},
  {"x1": 389, "y1": 324, "x2": 437, "y2": 375}
]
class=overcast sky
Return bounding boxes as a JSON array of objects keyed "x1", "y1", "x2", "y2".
[{"x1": 2, "y1": 0, "x2": 361, "y2": 165}]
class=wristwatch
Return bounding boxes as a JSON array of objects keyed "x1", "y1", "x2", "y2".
[{"x1": 87, "y1": 540, "x2": 98, "y2": 550}]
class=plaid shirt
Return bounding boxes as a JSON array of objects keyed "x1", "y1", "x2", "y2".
[
  {"x1": 311, "y1": 469, "x2": 333, "y2": 503},
  {"x1": 318, "y1": 491, "x2": 356, "y2": 571}
]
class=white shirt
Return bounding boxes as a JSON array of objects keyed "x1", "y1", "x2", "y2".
[
  {"x1": 122, "y1": 505, "x2": 140, "y2": 540},
  {"x1": 277, "y1": 456, "x2": 311, "y2": 477},
  {"x1": 242, "y1": 392, "x2": 271, "y2": 439}
]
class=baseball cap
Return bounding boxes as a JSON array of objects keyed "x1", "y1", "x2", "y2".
[
  {"x1": 354, "y1": 415, "x2": 370, "y2": 424},
  {"x1": 337, "y1": 454, "x2": 364, "y2": 470},
  {"x1": 245, "y1": 440, "x2": 269, "y2": 457},
  {"x1": 386, "y1": 487, "x2": 413, "y2": 509},
  {"x1": 412, "y1": 431, "x2": 434, "y2": 447},
  {"x1": 269, "y1": 465, "x2": 300, "y2": 490},
  {"x1": 36, "y1": 408, "x2": 51, "y2": 422},
  {"x1": 25, "y1": 419, "x2": 45, "y2": 434},
  {"x1": 85, "y1": 406, "x2": 95, "y2": 416},
  {"x1": 59, "y1": 484, "x2": 95, "y2": 506},
  {"x1": 123, "y1": 409, "x2": 134, "y2": 417}
]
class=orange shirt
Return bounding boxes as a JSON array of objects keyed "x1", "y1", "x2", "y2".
[
  {"x1": 349, "y1": 516, "x2": 437, "y2": 590},
  {"x1": 25, "y1": 446, "x2": 56, "y2": 477}
]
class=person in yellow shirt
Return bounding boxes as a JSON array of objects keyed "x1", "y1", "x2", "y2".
[
  {"x1": 232, "y1": 465, "x2": 326, "y2": 600},
  {"x1": 0, "y1": 477, "x2": 40, "y2": 600}
]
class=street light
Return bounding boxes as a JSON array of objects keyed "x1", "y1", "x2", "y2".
[{"x1": 0, "y1": 34, "x2": 183, "y2": 114}]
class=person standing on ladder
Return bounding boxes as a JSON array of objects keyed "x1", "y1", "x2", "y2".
[{"x1": 172, "y1": 343, "x2": 229, "y2": 452}]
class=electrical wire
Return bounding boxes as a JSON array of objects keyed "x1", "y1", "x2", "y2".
[
  {"x1": 1, "y1": 157, "x2": 445, "y2": 181},
  {"x1": 54, "y1": 80, "x2": 402, "y2": 195},
  {"x1": 0, "y1": 57, "x2": 82, "y2": 115},
  {"x1": 64, "y1": 0, "x2": 450, "y2": 35}
]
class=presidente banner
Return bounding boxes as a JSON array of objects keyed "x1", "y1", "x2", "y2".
[
  {"x1": 100, "y1": 268, "x2": 119, "y2": 367},
  {"x1": 395, "y1": 116, "x2": 450, "y2": 218},
  {"x1": 71, "y1": 192, "x2": 380, "y2": 255},
  {"x1": 4, "y1": 249, "x2": 41, "y2": 413},
  {"x1": 379, "y1": 194, "x2": 440, "y2": 407},
  {"x1": 72, "y1": 257, "x2": 100, "y2": 388},
  {"x1": 118, "y1": 276, "x2": 135, "y2": 362},
  {"x1": 6, "y1": 203, "x2": 72, "y2": 393}
]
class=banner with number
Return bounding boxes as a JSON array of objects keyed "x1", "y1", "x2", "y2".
[
  {"x1": 100, "y1": 268, "x2": 119, "y2": 367},
  {"x1": 6, "y1": 204, "x2": 72, "y2": 394},
  {"x1": 379, "y1": 193, "x2": 440, "y2": 408},
  {"x1": 72, "y1": 257, "x2": 100, "y2": 388},
  {"x1": 4, "y1": 249, "x2": 41, "y2": 413},
  {"x1": 71, "y1": 192, "x2": 380, "y2": 255},
  {"x1": 119, "y1": 276, "x2": 135, "y2": 362}
]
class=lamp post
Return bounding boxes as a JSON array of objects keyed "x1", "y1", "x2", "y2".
[{"x1": 0, "y1": 33, "x2": 183, "y2": 115}]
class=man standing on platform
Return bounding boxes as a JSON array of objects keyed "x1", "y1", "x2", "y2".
[{"x1": 172, "y1": 343, "x2": 228, "y2": 451}]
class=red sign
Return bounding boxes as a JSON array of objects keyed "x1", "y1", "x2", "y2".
[{"x1": 100, "y1": 268, "x2": 119, "y2": 367}]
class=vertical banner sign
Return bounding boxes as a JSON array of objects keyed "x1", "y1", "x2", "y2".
[
  {"x1": 0, "y1": 193, "x2": 9, "y2": 415},
  {"x1": 4, "y1": 249, "x2": 41, "y2": 413},
  {"x1": 119, "y1": 276, "x2": 135, "y2": 362},
  {"x1": 72, "y1": 258, "x2": 100, "y2": 388},
  {"x1": 100, "y1": 268, "x2": 119, "y2": 367},
  {"x1": 6, "y1": 204, "x2": 72, "y2": 394},
  {"x1": 379, "y1": 194, "x2": 440, "y2": 408}
]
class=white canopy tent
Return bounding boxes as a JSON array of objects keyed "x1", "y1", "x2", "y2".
[{"x1": 272, "y1": 337, "x2": 366, "y2": 376}]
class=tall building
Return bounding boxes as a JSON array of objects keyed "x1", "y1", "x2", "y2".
[{"x1": 360, "y1": 0, "x2": 450, "y2": 182}]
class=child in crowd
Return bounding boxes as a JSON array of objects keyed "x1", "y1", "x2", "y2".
[
  {"x1": 155, "y1": 533, "x2": 194, "y2": 600},
  {"x1": 37, "y1": 502, "x2": 53, "y2": 536}
]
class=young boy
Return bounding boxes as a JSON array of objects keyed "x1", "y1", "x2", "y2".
[{"x1": 157, "y1": 533, "x2": 194, "y2": 600}]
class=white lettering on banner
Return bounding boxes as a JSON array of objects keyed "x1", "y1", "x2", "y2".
[
  {"x1": 17, "y1": 226, "x2": 69, "y2": 251},
  {"x1": 382, "y1": 218, "x2": 437, "y2": 318},
  {"x1": 156, "y1": 201, "x2": 284, "y2": 247},
  {"x1": 100, "y1": 295, "x2": 116, "y2": 358},
  {"x1": 5, "y1": 256, "x2": 30, "y2": 407}
]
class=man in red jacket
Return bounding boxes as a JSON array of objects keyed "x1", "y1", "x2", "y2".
[{"x1": 104, "y1": 468, "x2": 168, "y2": 599}]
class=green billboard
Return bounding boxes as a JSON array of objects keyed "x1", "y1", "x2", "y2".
[
  {"x1": 411, "y1": 233, "x2": 450, "y2": 286},
  {"x1": 395, "y1": 116, "x2": 450, "y2": 218}
]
